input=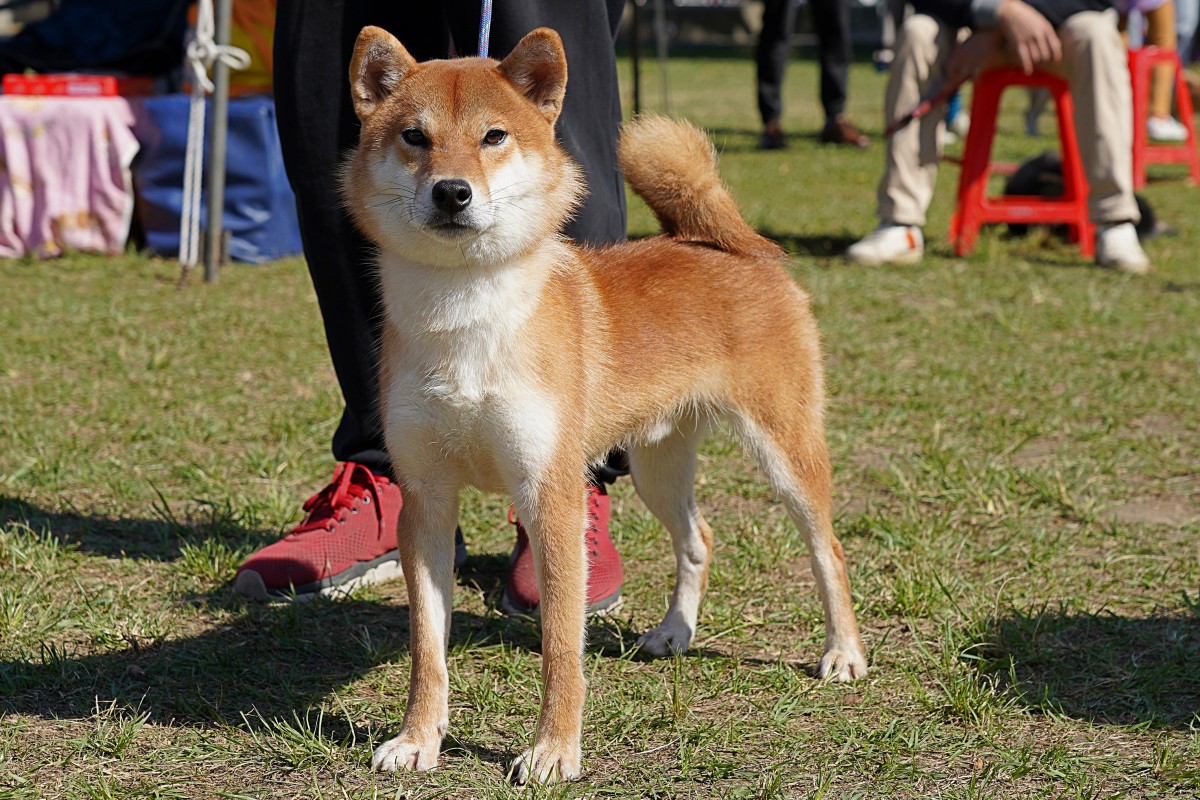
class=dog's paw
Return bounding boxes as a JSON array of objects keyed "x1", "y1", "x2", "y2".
[
  {"x1": 816, "y1": 646, "x2": 868, "y2": 682},
  {"x1": 509, "y1": 741, "x2": 582, "y2": 785},
  {"x1": 635, "y1": 622, "x2": 693, "y2": 657},
  {"x1": 371, "y1": 733, "x2": 442, "y2": 772}
]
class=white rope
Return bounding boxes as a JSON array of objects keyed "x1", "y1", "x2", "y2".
[{"x1": 180, "y1": 0, "x2": 251, "y2": 269}]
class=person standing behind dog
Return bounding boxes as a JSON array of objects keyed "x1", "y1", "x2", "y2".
[
  {"x1": 234, "y1": 0, "x2": 628, "y2": 614},
  {"x1": 844, "y1": 0, "x2": 1153, "y2": 274},
  {"x1": 756, "y1": 0, "x2": 872, "y2": 148}
]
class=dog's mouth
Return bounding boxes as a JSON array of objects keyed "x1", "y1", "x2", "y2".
[
  {"x1": 431, "y1": 220, "x2": 472, "y2": 233},
  {"x1": 425, "y1": 215, "x2": 482, "y2": 238}
]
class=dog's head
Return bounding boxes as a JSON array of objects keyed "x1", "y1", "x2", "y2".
[{"x1": 341, "y1": 26, "x2": 584, "y2": 268}]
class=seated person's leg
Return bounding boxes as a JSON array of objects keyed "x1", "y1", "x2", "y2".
[
  {"x1": 1145, "y1": 2, "x2": 1190, "y2": 140},
  {"x1": 1057, "y1": 10, "x2": 1152, "y2": 272},
  {"x1": 847, "y1": 14, "x2": 954, "y2": 265}
]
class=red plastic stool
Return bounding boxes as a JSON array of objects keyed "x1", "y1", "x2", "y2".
[
  {"x1": 950, "y1": 67, "x2": 1093, "y2": 257},
  {"x1": 1128, "y1": 46, "x2": 1200, "y2": 189}
]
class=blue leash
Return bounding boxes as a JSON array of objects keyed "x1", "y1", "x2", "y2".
[{"x1": 477, "y1": 0, "x2": 493, "y2": 57}]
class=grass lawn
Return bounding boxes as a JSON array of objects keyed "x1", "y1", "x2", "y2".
[{"x1": 2, "y1": 56, "x2": 1198, "y2": 798}]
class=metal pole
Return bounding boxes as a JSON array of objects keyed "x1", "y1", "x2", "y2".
[
  {"x1": 204, "y1": 0, "x2": 233, "y2": 283},
  {"x1": 652, "y1": 0, "x2": 670, "y2": 113},
  {"x1": 631, "y1": 0, "x2": 642, "y2": 115}
]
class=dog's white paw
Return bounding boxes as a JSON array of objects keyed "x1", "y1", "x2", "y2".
[
  {"x1": 638, "y1": 623, "x2": 696, "y2": 662},
  {"x1": 816, "y1": 646, "x2": 868, "y2": 682},
  {"x1": 371, "y1": 732, "x2": 442, "y2": 772},
  {"x1": 509, "y1": 741, "x2": 582, "y2": 785},
  {"x1": 635, "y1": 622, "x2": 694, "y2": 657}
]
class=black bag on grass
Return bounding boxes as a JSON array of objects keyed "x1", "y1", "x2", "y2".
[{"x1": 1002, "y1": 150, "x2": 1159, "y2": 241}]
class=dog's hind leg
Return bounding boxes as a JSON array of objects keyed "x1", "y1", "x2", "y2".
[
  {"x1": 628, "y1": 420, "x2": 714, "y2": 656},
  {"x1": 372, "y1": 479, "x2": 461, "y2": 772},
  {"x1": 731, "y1": 392, "x2": 867, "y2": 682}
]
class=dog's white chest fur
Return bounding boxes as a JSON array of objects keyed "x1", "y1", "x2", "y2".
[{"x1": 378, "y1": 252, "x2": 561, "y2": 491}]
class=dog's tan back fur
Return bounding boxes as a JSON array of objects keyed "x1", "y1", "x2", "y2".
[{"x1": 342, "y1": 25, "x2": 866, "y2": 786}]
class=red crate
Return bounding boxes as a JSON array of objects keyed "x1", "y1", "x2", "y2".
[{"x1": 2, "y1": 74, "x2": 154, "y2": 97}]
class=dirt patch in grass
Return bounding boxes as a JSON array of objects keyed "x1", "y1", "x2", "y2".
[
  {"x1": 1010, "y1": 436, "x2": 1063, "y2": 467},
  {"x1": 1130, "y1": 413, "x2": 1193, "y2": 439},
  {"x1": 1108, "y1": 497, "x2": 1200, "y2": 527}
]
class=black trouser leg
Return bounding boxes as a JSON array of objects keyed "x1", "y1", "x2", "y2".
[
  {"x1": 755, "y1": 0, "x2": 797, "y2": 126},
  {"x1": 811, "y1": 0, "x2": 852, "y2": 122},
  {"x1": 274, "y1": 0, "x2": 451, "y2": 475}
]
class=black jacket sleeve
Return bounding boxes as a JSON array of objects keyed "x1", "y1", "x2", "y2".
[
  {"x1": 909, "y1": 0, "x2": 997, "y2": 29},
  {"x1": 909, "y1": 0, "x2": 1116, "y2": 31}
]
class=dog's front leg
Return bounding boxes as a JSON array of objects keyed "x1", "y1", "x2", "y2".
[
  {"x1": 372, "y1": 481, "x2": 460, "y2": 772},
  {"x1": 510, "y1": 478, "x2": 588, "y2": 785}
]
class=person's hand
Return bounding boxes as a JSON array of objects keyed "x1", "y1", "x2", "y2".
[
  {"x1": 996, "y1": 0, "x2": 1062, "y2": 74},
  {"x1": 946, "y1": 30, "x2": 1001, "y2": 85}
]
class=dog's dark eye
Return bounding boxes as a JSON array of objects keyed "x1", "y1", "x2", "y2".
[
  {"x1": 483, "y1": 129, "x2": 507, "y2": 146},
  {"x1": 401, "y1": 128, "x2": 428, "y2": 147}
]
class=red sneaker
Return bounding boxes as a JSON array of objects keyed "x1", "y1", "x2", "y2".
[
  {"x1": 500, "y1": 484, "x2": 624, "y2": 616},
  {"x1": 235, "y1": 462, "x2": 404, "y2": 601}
]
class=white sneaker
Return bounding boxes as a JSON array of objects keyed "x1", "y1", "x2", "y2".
[
  {"x1": 1096, "y1": 222, "x2": 1151, "y2": 275},
  {"x1": 1147, "y1": 115, "x2": 1188, "y2": 143},
  {"x1": 846, "y1": 224, "x2": 924, "y2": 265},
  {"x1": 950, "y1": 111, "x2": 971, "y2": 140},
  {"x1": 941, "y1": 111, "x2": 970, "y2": 146}
]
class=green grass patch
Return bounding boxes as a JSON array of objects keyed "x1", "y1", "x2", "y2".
[{"x1": 1, "y1": 57, "x2": 1198, "y2": 797}]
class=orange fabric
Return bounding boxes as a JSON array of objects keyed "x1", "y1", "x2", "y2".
[
  {"x1": 1121, "y1": 3, "x2": 1179, "y2": 118},
  {"x1": 188, "y1": 0, "x2": 277, "y2": 96},
  {"x1": 1144, "y1": 4, "x2": 1178, "y2": 117}
]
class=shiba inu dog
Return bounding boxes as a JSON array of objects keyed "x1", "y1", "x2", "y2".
[{"x1": 341, "y1": 25, "x2": 867, "y2": 784}]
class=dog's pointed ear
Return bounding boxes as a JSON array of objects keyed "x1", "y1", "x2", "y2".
[
  {"x1": 498, "y1": 28, "x2": 568, "y2": 124},
  {"x1": 350, "y1": 26, "x2": 416, "y2": 122}
]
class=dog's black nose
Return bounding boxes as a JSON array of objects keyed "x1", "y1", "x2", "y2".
[{"x1": 431, "y1": 179, "x2": 472, "y2": 213}]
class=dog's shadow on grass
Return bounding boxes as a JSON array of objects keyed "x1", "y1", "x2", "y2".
[
  {"x1": 1, "y1": 494, "x2": 788, "y2": 768},
  {"x1": 0, "y1": 496, "x2": 649, "y2": 752},
  {"x1": 3, "y1": 594, "x2": 424, "y2": 725},
  {"x1": 0, "y1": 493, "x2": 272, "y2": 563},
  {"x1": 982, "y1": 607, "x2": 1200, "y2": 729},
  {"x1": 1, "y1": 583, "x2": 552, "y2": 774}
]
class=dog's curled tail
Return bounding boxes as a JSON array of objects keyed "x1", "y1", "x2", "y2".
[{"x1": 618, "y1": 115, "x2": 784, "y2": 259}]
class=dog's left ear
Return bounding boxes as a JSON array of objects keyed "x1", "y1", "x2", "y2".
[
  {"x1": 498, "y1": 28, "x2": 568, "y2": 125},
  {"x1": 350, "y1": 26, "x2": 417, "y2": 122}
]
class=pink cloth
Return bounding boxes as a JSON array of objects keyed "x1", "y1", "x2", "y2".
[{"x1": 0, "y1": 96, "x2": 139, "y2": 258}]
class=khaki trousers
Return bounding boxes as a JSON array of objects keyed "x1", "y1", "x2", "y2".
[{"x1": 877, "y1": 9, "x2": 1140, "y2": 227}]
